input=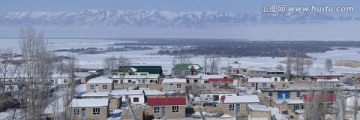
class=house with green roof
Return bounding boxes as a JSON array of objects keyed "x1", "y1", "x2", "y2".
[
  {"x1": 116, "y1": 66, "x2": 163, "y2": 76},
  {"x1": 171, "y1": 64, "x2": 203, "y2": 78}
]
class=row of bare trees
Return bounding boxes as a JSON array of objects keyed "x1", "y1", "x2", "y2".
[{"x1": 0, "y1": 26, "x2": 77, "y2": 120}]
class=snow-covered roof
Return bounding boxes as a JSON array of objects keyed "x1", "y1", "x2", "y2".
[
  {"x1": 87, "y1": 76, "x2": 113, "y2": 84},
  {"x1": 247, "y1": 77, "x2": 273, "y2": 83},
  {"x1": 144, "y1": 90, "x2": 165, "y2": 96},
  {"x1": 224, "y1": 95, "x2": 260, "y2": 104},
  {"x1": 162, "y1": 78, "x2": 186, "y2": 83},
  {"x1": 275, "y1": 99, "x2": 304, "y2": 104},
  {"x1": 111, "y1": 89, "x2": 144, "y2": 96},
  {"x1": 69, "y1": 98, "x2": 109, "y2": 107},
  {"x1": 316, "y1": 78, "x2": 339, "y2": 82},
  {"x1": 122, "y1": 75, "x2": 159, "y2": 79},
  {"x1": 75, "y1": 72, "x2": 92, "y2": 77},
  {"x1": 185, "y1": 75, "x2": 201, "y2": 79},
  {"x1": 201, "y1": 74, "x2": 226, "y2": 80},
  {"x1": 77, "y1": 92, "x2": 109, "y2": 97},
  {"x1": 247, "y1": 104, "x2": 271, "y2": 111},
  {"x1": 51, "y1": 73, "x2": 69, "y2": 78}
]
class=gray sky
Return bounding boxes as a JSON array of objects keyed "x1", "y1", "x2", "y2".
[{"x1": 0, "y1": 0, "x2": 358, "y2": 15}]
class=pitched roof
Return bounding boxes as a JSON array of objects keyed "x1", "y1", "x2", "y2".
[
  {"x1": 209, "y1": 78, "x2": 234, "y2": 83},
  {"x1": 223, "y1": 95, "x2": 260, "y2": 104},
  {"x1": 147, "y1": 97, "x2": 186, "y2": 106},
  {"x1": 172, "y1": 64, "x2": 203, "y2": 71},
  {"x1": 247, "y1": 104, "x2": 271, "y2": 111},
  {"x1": 120, "y1": 66, "x2": 163, "y2": 75},
  {"x1": 161, "y1": 78, "x2": 187, "y2": 83},
  {"x1": 302, "y1": 94, "x2": 336, "y2": 102},
  {"x1": 69, "y1": 98, "x2": 109, "y2": 107},
  {"x1": 87, "y1": 76, "x2": 113, "y2": 84}
]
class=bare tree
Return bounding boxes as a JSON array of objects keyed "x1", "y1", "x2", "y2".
[
  {"x1": 172, "y1": 54, "x2": 191, "y2": 67},
  {"x1": 19, "y1": 26, "x2": 56, "y2": 119},
  {"x1": 104, "y1": 55, "x2": 131, "y2": 71},
  {"x1": 275, "y1": 64, "x2": 284, "y2": 71},
  {"x1": 325, "y1": 59, "x2": 333, "y2": 72},
  {"x1": 208, "y1": 55, "x2": 220, "y2": 74},
  {"x1": 203, "y1": 56, "x2": 209, "y2": 74},
  {"x1": 285, "y1": 49, "x2": 292, "y2": 81},
  {"x1": 293, "y1": 56, "x2": 305, "y2": 77}
]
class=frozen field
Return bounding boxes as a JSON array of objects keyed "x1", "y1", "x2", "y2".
[{"x1": 1, "y1": 38, "x2": 360, "y2": 74}]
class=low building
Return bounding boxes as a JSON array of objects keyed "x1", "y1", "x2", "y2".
[
  {"x1": 111, "y1": 89, "x2": 145, "y2": 105},
  {"x1": 219, "y1": 95, "x2": 261, "y2": 117},
  {"x1": 86, "y1": 76, "x2": 114, "y2": 92},
  {"x1": 161, "y1": 78, "x2": 187, "y2": 92},
  {"x1": 68, "y1": 98, "x2": 109, "y2": 120},
  {"x1": 247, "y1": 77, "x2": 287, "y2": 90},
  {"x1": 171, "y1": 64, "x2": 203, "y2": 78},
  {"x1": 75, "y1": 72, "x2": 95, "y2": 84},
  {"x1": 207, "y1": 78, "x2": 235, "y2": 89},
  {"x1": 145, "y1": 96, "x2": 187, "y2": 119},
  {"x1": 247, "y1": 104, "x2": 271, "y2": 120},
  {"x1": 51, "y1": 73, "x2": 71, "y2": 88},
  {"x1": 112, "y1": 74, "x2": 159, "y2": 84}
]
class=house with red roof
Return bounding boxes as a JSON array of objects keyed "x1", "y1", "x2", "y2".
[{"x1": 144, "y1": 96, "x2": 187, "y2": 119}]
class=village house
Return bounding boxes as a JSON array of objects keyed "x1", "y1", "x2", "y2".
[
  {"x1": 218, "y1": 95, "x2": 261, "y2": 117},
  {"x1": 144, "y1": 96, "x2": 187, "y2": 119},
  {"x1": 75, "y1": 72, "x2": 96, "y2": 84},
  {"x1": 111, "y1": 89, "x2": 145, "y2": 105},
  {"x1": 51, "y1": 73, "x2": 72, "y2": 88},
  {"x1": 116, "y1": 66, "x2": 163, "y2": 76},
  {"x1": 247, "y1": 104, "x2": 271, "y2": 120},
  {"x1": 171, "y1": 64, "x2": 203, "y2": 78},
  {"x1": 86, "y1": 76, "x2": 114, "y2": 92},
  {"x1": 112, "y1": 74, "x2": 159, "y2": 84},
  {"x1": 247, "y1": 77, "x2": 287, "y2": 90},
  {"x1": 206, "y1": 78, "x2": 235, "y2": 90},
  {"x1": 193, "y1": 90, "x2": 237, "y2": 106},
  {"x1": 67, "y1": 98, "x2": 109, "y2": 120},
  {"x1": 161, "y1": 78, "x2": 187, "y2": 92}
]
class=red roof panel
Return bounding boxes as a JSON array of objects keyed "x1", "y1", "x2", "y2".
[
  {"x1": 209, "y1": 78, "x2": 234, "y2": 83},
  {"x1": 147, "y1": 97, "x2": 186, "y2": 106},
  {"x1": 302, "y1": 94, "x2": 336, "y2": 102}
]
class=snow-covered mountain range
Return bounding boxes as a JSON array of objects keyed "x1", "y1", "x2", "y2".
[{"x1": 1, "y1": 9, "x2": 359, "y2": 28}]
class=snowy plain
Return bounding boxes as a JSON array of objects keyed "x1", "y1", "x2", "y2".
[{"x1": 1, "y1": 38, "x2": 360, "y2": 74}]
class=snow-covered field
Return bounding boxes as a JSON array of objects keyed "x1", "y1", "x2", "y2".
[{"x1": 1, "y1": 38, "x2": 360, "y2": 74}]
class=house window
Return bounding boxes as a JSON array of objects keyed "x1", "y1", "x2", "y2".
[
  {"x1": 64, "y1": 79, "x2": 68, "y2": 83},
  {"x1": 262, "y1": 83, "x2": 267, "y2": 87},
  {"x1": 225, "y1": 83, "x2": 229, "y2": 86},
  {"x1": 90, "y1": 85, "x2": 94, "y2": 89},
  {"x1": 103, "y1": 84, "x2": 108, "y2": 89},
  {"x1": 251, "y1": 83, "x2": 255, "y2": 87},
  {"x1": 194, "y1": 79, "x2": 198, "y2": 83},
  {"x1": 269, "y1": 92, "x2": 273, "y2": 97},
  {"x1": 294, "y1": 105, "x2": 300, "y2": 110},
  {"x1": 154, "y1": 107, "x2": 160, "y2": 113},
  {"x1": 277, "y1": 91, "x2": 290, "y2": 99},
  {"x1": 330, "y1": 82, "x2": 334, "y2": 86},
  {"x1": 73, "y1": 108, "x2": 80, "y2": 115},
  {"x1": 177, "y1": 84, "x2": 181, "y2": 88},
  {"x1": 128, "y1": 80, "x2": 131, "y2": 83},
  {"x1": 133, "y1": 97, "x2": 139, "y2": 102},
  {"x1": 174, "y1": 71, "x2": 180, "y2": 75},
  {"x1": 172, "y1": 106, "x2": 179, "y2": 112},
  {"x1": 93, "y1": 108, "x2": 100, "y2": 115},
  {"x1": 213, "y1": 83, "x2": 218, "y2": 87},
  {"x1": 274, "y1": 78, "x2": 278, "y2": 82},
  {"x1": 229, "y1": 104, "x2": 235, "y2": 111},
  {"x1": 114, "y1": 80, "x2": 118, "y2": 84},
  {"x1": 296, "y1": 92, "x2": 301, "y2": 97}
]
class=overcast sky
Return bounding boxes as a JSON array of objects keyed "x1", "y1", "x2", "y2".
[{"x1": 0, "y1": 0, "x2": 358, "y2": 14}]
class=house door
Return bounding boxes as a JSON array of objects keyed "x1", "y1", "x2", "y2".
[
  {"x1": 81, "y1": 108, "x2": 86, "y2": 120},
  {"x1": 255, "y1": 83, "x2": 258, "y2": 90},
  {"x1": 161, "y1": 107, "x2": 166, "y2": 118},
  {"x1": 236, "y1": 104, "x2": 240, "y2": 116},
  {"x1": 95, "y1": 84, "x2": 99, "y2": 92}
]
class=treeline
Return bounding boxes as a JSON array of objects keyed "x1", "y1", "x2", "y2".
[
  {"x1": 111, "y1": 38, "x2": 360, "y2": 57},
  {"x1": 54, "y1": 46, "x2": 153, "y2": 54}
]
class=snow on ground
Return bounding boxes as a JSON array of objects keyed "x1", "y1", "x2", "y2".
[
  {"x1": 1, "y1": 39, "x2": 360, "y2": 74},
  {"x1": 270, "y1": 107, "x2": 290, "y2": 120},
  {"x1": 108, "y1": 109, "x2": 122, "y2": 120},
  {"x1": 0, "y1": 108, "x2": 23, "y2": 120}
]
